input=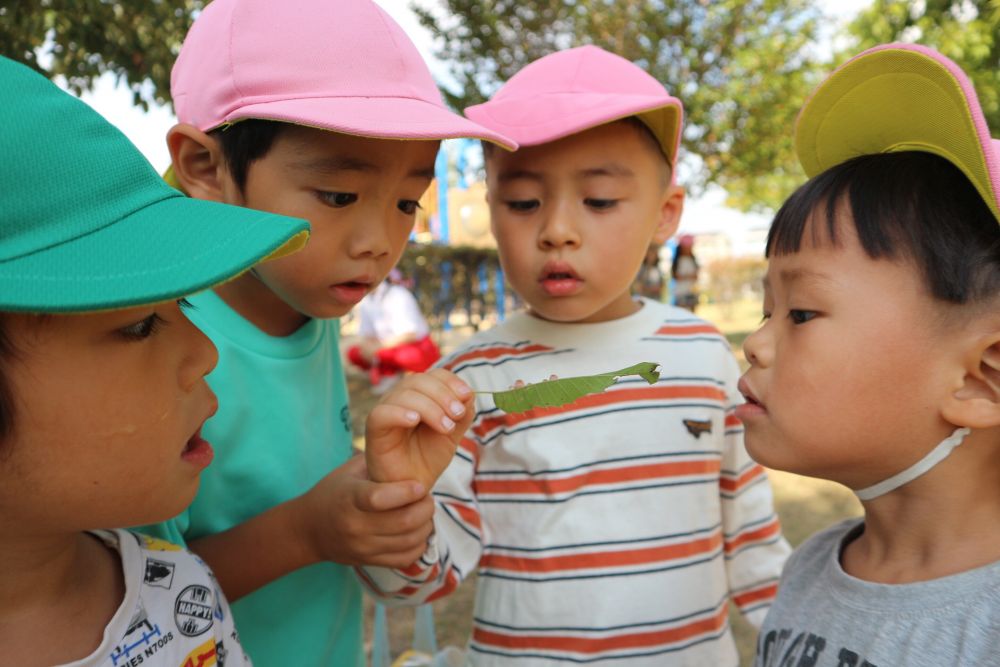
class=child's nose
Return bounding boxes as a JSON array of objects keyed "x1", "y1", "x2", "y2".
[
  {"x1": 347, "y1": 208, "x2": 393, "y2": 259},
  {"x1": 742, "y1": 324, "x2": 772, "y2": 368},
  {"x1": 180, "y1": 317, "x2": 219, "y2": 391},
  {"x1": 538, "y1": 206, "x2": 581, "y2": 249}
]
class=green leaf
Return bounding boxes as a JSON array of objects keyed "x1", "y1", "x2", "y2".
[{"x1": 483, "y1": 362, "x2": 661, "y2": 414}]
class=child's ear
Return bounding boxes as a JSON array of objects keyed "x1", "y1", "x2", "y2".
[
  {"x1": 652, "y1": 185, "x2": 685, "y2": 245},
  {"x1": 942, "y1": 332, "x2": 1000, "y2": 429},
  {"x1": 166, "y1": 124, "x2": 229, "y2": 203}
]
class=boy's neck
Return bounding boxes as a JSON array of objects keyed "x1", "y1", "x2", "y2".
[
  {"x1": 841, "y1": 429, "x2": 1000, "y2": 583},
  {"x1": 0, "y1": 531, "x2": 123, "y2": 665},
  {"x1": 214, "y1": 271, "x2": 310, "y2": 337}
]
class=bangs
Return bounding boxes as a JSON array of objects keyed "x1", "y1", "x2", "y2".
[
  {"x1": 767, "y1": 153, "x2": 920, "y2": 261},
  {"x1": 765, "y1": 152, "x2": 1000, "y2": 305}
]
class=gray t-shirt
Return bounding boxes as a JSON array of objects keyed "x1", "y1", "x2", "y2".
[{"x1": 755, "y1": 518, "x2": 1000, "y2": 667}]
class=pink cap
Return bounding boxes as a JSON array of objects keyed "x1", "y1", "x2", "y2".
[
  {"x1": 171, "y1": 0, "x2": 516, "y2": 149},
  {"x1": 465, "y1": 46, "x2": 683, "y2": 167}
]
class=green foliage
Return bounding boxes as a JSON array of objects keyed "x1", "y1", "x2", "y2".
[
  {"x1": 0, "y1": 0, "x2": 844, "y2": 211},
  {"x1": 0, "y1": 0, "x2": 201, "y2": 110},
  {"x1": 413, "y1": 0, "x2": 828, "y2": 210},
  {"x1": 486, "y1": 362, "x2": 661, "y2": 414},
  {"x1": 848, "y1": 1, "x2": 1000, "y2": 131}
]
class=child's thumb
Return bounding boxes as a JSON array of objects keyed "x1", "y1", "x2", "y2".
[{"x1": 361, "y1": 479, "x2": 427, "y2": 512}]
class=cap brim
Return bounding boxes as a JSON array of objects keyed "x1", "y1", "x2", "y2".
[
  {"x1": 796, "y1": 43, "x2": 1000, "y2": 222},
  {"x1": 0, "y1": 192, "x2": 309, "y2": 313},
  {"x1": 216, "y1": 96, "x2": 517, "y2": 151},
  {"x1": 465, "y1": 92, "x2": 682, "y2": 164}
]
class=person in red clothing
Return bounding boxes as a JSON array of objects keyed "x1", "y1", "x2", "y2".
[{"x1": 348, "y1": 269, "x2": 441, "y2": 393}]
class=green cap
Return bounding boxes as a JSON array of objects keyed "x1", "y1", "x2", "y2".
[{"x1": 0, "y1": 57, "x2": 310, "y2": 313}]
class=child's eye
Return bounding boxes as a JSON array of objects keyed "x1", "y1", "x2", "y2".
[
  {"x1": 505, "y1": 199, "x2": 539, "y2": 213},
  {"x1": 118, "y1": 313, "x2": 166, "y2": 340},
  {"x1": 760, "y1": 311, "x2": 771, "y2": 323},
  {"x1": 178, "y1": 298, "x2": 194, "y2": 311},
  {"x1": 397, "y1": 199, "x2": 421, "y2": 215},
  {"x1": 317, "y1": 191, "x2": 358, "y2": 208},
  {"x1": 788, "y1": 309, "x2": 817, "y2": 325},
  {"x1": 584, "y1": 198, "x2": 618, "y2": 210}
]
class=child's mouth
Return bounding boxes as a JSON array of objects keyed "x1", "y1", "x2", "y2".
[
  {"x1": 735, "y1": 379, "x2": 767, "y2": 421},
  {"x1": 182, "y1": 428, "x2": 214, "y2": 468},
  {"x1": 540, "y1": 274, "x2": 582, "y2": 296},
  {"x1": 539, "y1": 263, "x2": 582, "y2": 297},
  {"x1": 330, "y1": 281, "x2": 370, "y2": 304}
]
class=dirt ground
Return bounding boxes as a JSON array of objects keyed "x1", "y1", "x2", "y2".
[{"x1": 346, "y1": 306, "x2": 862, "y2": 666}]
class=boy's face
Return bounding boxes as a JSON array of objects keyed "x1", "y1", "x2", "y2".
[
  {"x1": 738, "y1": 208, "x2": 960, "y2": 488},
  {"x1": 485, "y1": 121, "x2": 683, "y2": 323},
  {"x1": 0, "y1": 303, "x2": 219, "y2": 533},
  {"x1": 228, "y1": 127, "x2": 439, "y2": 319}
]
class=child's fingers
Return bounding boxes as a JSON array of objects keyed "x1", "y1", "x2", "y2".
[
  {"x1": 416, "y1": 368, "x2": 474, "y2": 412},
  {"x1": 380, "y1": 373, "x2": 470, "y2": 434},
  {"x1": 363, "y1": 541, "x2": 434, "y2": 569},
  {"x1": 371, "y1": 391, "x2": 456, "y2": 435},
  {"x1": 354, "y1": 476, "x2": 426, "y2": 512},
  {"x1": 510, "y1": 374, "x2": 558, "y2": 389},
  {"x1": 426, "y1": 367, "x2": 473, "y2": 402},
  {"x1": 371, "y1": 496, "x2": 436, "y2": 537},
  {"x1": 355, "y1": 498, "x2": 436, "y2": 538},
  {"x1": 365, "y1": 402, "x2": 423, "y2": 440},
  {"x1": 368, "y1": 512, "x2": 435, "y2": 545},
  {"x1": 451, "y1": 403, "x2": 476, "y2": 443}
]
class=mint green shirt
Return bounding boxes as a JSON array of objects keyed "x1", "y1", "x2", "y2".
[{"x1": 137, "y1": 290, "x2": 362, "y2": 667}]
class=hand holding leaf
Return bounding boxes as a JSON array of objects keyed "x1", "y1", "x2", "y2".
[
  {"x1": 365, "y1": 369, "x2": 476, "y2": 490},
  {"x1": 481, "y1": 362, "x2": 661, "y2": 414}
]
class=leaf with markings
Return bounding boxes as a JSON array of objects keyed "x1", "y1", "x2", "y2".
[{"x1": 482, "y1": 362, "x2": 661, "y2": 414}]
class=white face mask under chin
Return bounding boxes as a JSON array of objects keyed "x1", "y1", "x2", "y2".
[{"x1": 853, "y1": 427, "x2": 972, "y2": 501}]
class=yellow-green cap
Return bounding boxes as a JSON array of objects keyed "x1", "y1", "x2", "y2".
[{"x1": 796, "y1": 43, "x2": 1000, "y2": 223}]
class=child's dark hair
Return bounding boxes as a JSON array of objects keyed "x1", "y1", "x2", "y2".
[
  {"x1": 768, "y1": 151, "x2": 1000, "y2": 305},
  {"x1": 209, "y1": 119, "x2": 287, "y2": 193}
]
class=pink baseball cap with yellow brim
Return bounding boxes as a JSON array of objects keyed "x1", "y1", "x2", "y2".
[
  {"x1": 464, "y1": 46, "x2": 683, "y2": 169},
  {"x1": 170, "y1": 0, "x2": 516, "y2": 149},
  {"x1": 796, "y1": 42, "x2": 1000, "y2": 223}
]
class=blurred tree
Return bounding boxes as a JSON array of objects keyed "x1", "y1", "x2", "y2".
[
  {"x1": 0, "y1": 0, "x2": 202, "y2": 110},
  {"x1": 849, "y1": 0, "x2": 1000, "y2": 131},
  {"x1": 413, "y1": 0, "x2": 828, "y2": 210},
  {"x1": 703, "y1": 255, "x2": 767, "y2": 318}
]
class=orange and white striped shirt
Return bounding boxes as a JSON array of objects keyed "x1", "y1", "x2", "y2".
[{"x1": 360, "y1": 300, "x2": 790, "y2": 665}]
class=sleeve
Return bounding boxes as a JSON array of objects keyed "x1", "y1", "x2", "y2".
[
  {"x1": 716, "y1": 352, "x2": 792, "y2": 628},
  {"x1": 357, "y1": 413, "x2": 485, "y2": 606}
]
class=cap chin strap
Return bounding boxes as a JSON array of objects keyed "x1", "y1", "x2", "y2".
[{"x1": 854, "y1": 427, "x2": 971, "y2": 501}]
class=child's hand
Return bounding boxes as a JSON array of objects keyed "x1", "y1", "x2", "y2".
[
  {"x1": 364, "y1": 369, "x2": 475, "y2": 490},
  {"x1": 297, "y1": 454, "x2": 437, "y2": 568}
]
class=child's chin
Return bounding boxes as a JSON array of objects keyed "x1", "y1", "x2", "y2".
[
  {"x1": 305, "y1": 301, "x2": 353, "y2": 320},
  {"x1": 742, "y1": 434, "x2": 773, "y2": 466},
  {"x1": 529, "y1": 303, "x2": 591, "y2": 323},
  {"x1": 134, "y1": 483, "x2": 201, "y2": 527}
]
